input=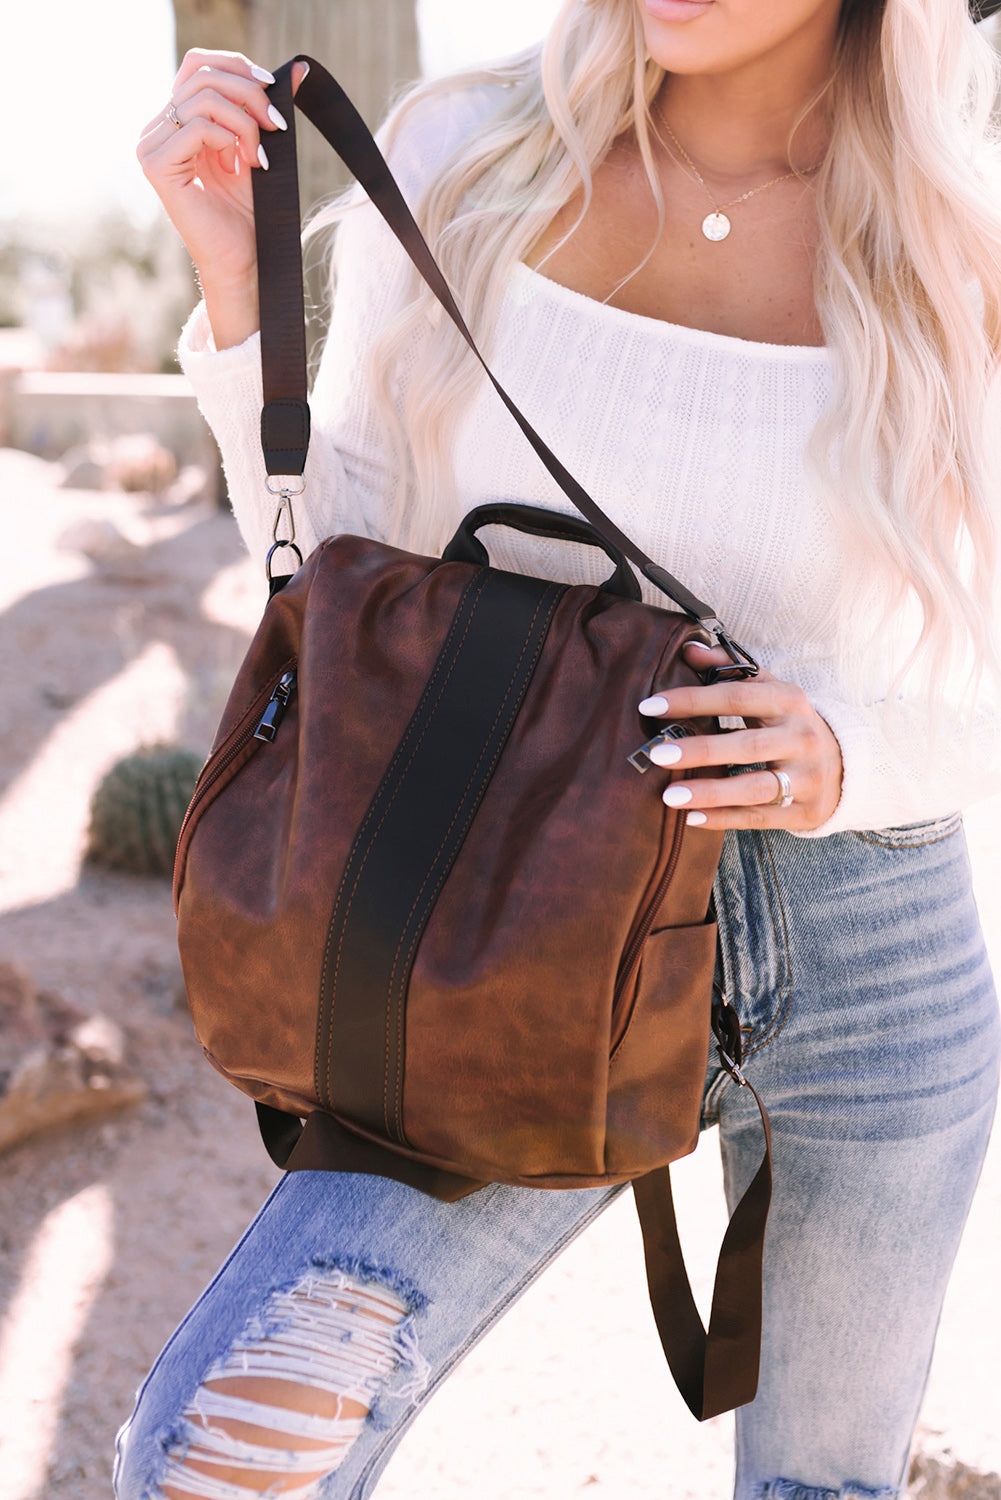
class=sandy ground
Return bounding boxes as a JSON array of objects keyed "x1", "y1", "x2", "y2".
[{"x1": 0, "y1": 445, "x2": 997, "y2": 1500}]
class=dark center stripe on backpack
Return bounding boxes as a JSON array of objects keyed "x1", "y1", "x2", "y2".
[{"x1": 316, "y1": 568, "x2": 567, "y2": 1142}]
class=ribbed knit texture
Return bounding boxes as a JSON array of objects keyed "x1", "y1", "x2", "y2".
[{"x1": 178, "y1": 85, "x2": 1001, "y2": 837}]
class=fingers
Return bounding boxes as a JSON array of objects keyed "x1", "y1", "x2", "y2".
[
  {"x1": 173, "y1": 84, "x2": 274, "y2": 170},
  {"x1": 638, "y1": 651, "x2": 844, "y2": 831},
  {"x1": 171, "y1": 48, "x2": 276, "y2": 94},
  {"x1": 169, "y1": 49, "x2": 309, "y2": 95},
  {"x1": 140, "y1": 89, "x2": 281, "y2": 170},
  {"x1": 657, "y1": 749, "x2": 838, "y2": 831},
  {"x1": 639, "y1": 673, "x2": 799, "y2": 725},
  {"x1": 646, "y1": 724, "x2": 797, "y2": 771},
  {"x1": 681, "y1": 641, "x2": 733, "y2": 670},
  {"x1": 142, "y1": 116, "x2": 244, "y2": 174},
  {"x1": 652, "y1": 726, "x2": 835, "y2": 830},
  {"x1": 139, "y1": 53, "x2": 294, "y2": 171},
  {"x1": 663, "y1": 768, "x2": 788, "y2": 812},
  {"x1": 173, "y1": 68, "x2": 287, "y2": 126}
]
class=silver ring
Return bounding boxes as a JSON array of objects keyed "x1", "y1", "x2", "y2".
[
  {"x1": 166, "y1": 100, "x2": 183, "y2": 130},
  {"x1": 768, "y1": 768, "x2": 794, "y2": 809}
]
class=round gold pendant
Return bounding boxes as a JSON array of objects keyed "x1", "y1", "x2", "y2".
[{"x1": 702, "y1": 212, "x2": 731, "y2": 242}]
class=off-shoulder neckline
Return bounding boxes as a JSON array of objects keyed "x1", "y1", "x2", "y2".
[{"x1": 511, "y1": 260, "x2": 831, "y2": 361}]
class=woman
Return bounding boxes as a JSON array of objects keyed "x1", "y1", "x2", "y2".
[{"x1": 123, "y1": 2, "x2": 1001, "y2": 1496}]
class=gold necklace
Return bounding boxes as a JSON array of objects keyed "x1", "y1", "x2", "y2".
[{"x1": 654, "y1": 112, "x2": 823, "y2": 243}]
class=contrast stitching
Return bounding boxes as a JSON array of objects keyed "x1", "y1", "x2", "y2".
[
  {"x1": 385, "y1": 585, "x2": 557, "y2": 1136},
  {"x1": 385, "y1": 584, "x2": 564, "y2": 1143},
  {"x1": 263, "y1": 400, "x2": 309, "y2": 444},
  {"x1": 315, "y1": 573, "x2": 486, "y2": 1107},
  {"x1": 324, "y1": 576, "x2": 485, "y2": 1108}
]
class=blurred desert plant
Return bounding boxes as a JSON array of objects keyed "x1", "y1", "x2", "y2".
[
  {"x1": 86, "y1": 744, "x2": 205, "y2": 878},
  {"x1": 0, "y1": 208, "x2": 196, "y2": 374}
]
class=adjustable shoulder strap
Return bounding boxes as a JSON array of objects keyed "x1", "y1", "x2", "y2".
[
  {"x1": 633, "y1": 1072, "x2": 772, "y2": 1420},
  {"x1": 250, "y1": 57, "x2": 757, "y2": 673}
]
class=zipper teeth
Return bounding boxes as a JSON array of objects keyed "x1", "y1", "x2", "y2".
[
  {"x1": 612, "y1": 811, "x2": 687, "y2": 1013},
  {"x1": 173, "y1": 721, "x2": 258, "y2": 860},
  {"x1": 174, "y1": 666, "x2": 294, "y2": 854}
]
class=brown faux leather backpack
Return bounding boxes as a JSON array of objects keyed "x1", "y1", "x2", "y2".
[{"x1": 173, "y1": 57, "x2": 773, "y2": 1422}]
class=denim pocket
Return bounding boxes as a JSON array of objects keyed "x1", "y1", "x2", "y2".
[{"x1": 852, "y1": 812, "x2": 963, "y2": 849}]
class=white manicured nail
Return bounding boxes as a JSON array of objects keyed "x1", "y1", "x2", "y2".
[
  {"x1": 251, "y1": 65, "x2": 276, "y2": 84},
  {"x1": 686, "y1": 811, "x2": 708, "y2": 826},
  {"x1": 267, "y1": 104, "x2": 288, "y2": 130},
  {"x1": 638, "y1": 695, "x2": 669, "y2": 716},
  {"x1": 649, "y1": 742, "x2": 682, "y2": 767},
  {"x1": 687, "y1": 640, "x2": 713, "y2": 652},
  {"x1": 257, "y1": 143, "x2": 270, "y2": 170},
  {"x1": 663, "y1": 785, "x2": 693, "y2": 807}
]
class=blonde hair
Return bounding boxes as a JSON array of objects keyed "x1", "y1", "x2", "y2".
[{"x1": 305, "y1": 0, "x2": 1001, "y2": 712}]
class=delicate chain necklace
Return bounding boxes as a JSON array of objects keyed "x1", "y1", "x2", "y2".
[{"x1": 654, "y1": 111, "x2": 823, "y2": 243}]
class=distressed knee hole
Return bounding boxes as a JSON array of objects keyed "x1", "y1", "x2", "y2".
[
  {"x1": 157, "y1": 1266, "x2": 429, "y2": 1500},
  {"x1": 755, "y1": 1482, "x2": 900, "y2": 1500}
]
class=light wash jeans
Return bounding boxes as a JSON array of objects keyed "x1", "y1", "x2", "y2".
[{"x1": 114, "y1": 818, "x2": 999, "y2": 1500}]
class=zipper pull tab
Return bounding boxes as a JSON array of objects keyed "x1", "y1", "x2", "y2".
[
  {"x1": 627, "y1": 722, "x2": 692, "y2": 774},
  {"x1": 254, "y1": 669, "x2": 297, "y2": 743}
]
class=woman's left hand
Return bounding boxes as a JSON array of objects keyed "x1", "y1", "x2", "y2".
[{"x1": 637, "y1": 641, "x2": 844, "y2": 832}]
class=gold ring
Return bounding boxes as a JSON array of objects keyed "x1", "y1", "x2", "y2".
[
  {"x1": 166, "y1": 101, "x2": 183, "y2": 130},
  {"x1": 768, "y1": 768, "x2": 794, "y2": 808}
]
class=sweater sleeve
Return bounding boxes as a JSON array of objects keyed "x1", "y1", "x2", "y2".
[
  {"x1": 778, "y1": 660, "x2": 1001, "y2": 838},
  {"x1": 177, "y1": 85, "x2": 501, "y2": 573},
  {"x1": 794, "y1": 393, "x2": 1001, "y2": 837}
]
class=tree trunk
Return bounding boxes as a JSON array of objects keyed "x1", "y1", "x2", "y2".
[
  {"x1": 250, "y1": 0, "x2": 421, "y2": 361},
  {"x1": 251, "y1": 0, "x2": 421, "y2": 216},
  {"x1": 171, "y1": 0, "x2": 253, "y2": 64}
]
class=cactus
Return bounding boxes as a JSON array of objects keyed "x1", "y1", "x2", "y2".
[{"x1": 85, "y1": 745, "x2": 204, "y2": 877}]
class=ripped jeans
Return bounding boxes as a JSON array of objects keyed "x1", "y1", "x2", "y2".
[{"x1": 114, "y1": 819, "x2": 999, "y2": 1500}]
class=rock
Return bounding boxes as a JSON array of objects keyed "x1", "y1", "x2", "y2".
[
  {"x1": 106, "y1": 434, "x2": 177, "y2": 496},
  {"x1": 162, "y1": 462, "x2": 212, "y2": 509},
  {"x1": 0, "y1": 962, "x2": 146, "y2": 1153},
  {"x1": 59, "y1": 447, "x2": 108, "y2": 491},
  {"x1": 134, "y1": 952, "x2": 189, "y2": 1015},
  {"x1": 58, "y1": 435, "x2": 178, "y2": 496},
  {"x1": 909, "y1": 1443, "x2": 1001, "y2": 1499},
  {"x1": 56, "y1": 516, "x2": 146, "y2": 574}
]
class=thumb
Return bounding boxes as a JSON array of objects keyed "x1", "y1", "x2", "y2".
[
  {"x1": 682, "y1": 638, "x2": 773, "y2": 684},
  {"x1": 681, "y1": 640, "x2": 733, "y2": 671}
]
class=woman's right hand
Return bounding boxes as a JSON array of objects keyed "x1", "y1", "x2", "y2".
[{"x1": 137, "y1": 50, "x2": 309, "y2": 348}]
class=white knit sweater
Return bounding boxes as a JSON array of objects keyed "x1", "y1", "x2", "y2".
[{"x1": 178, "y1": 84, "x2": 1001, "y2": 838}]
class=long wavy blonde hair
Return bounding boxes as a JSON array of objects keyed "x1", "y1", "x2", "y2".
[{"x1": 304, "y1": 0, "x2": 1001, "y2": 712}]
